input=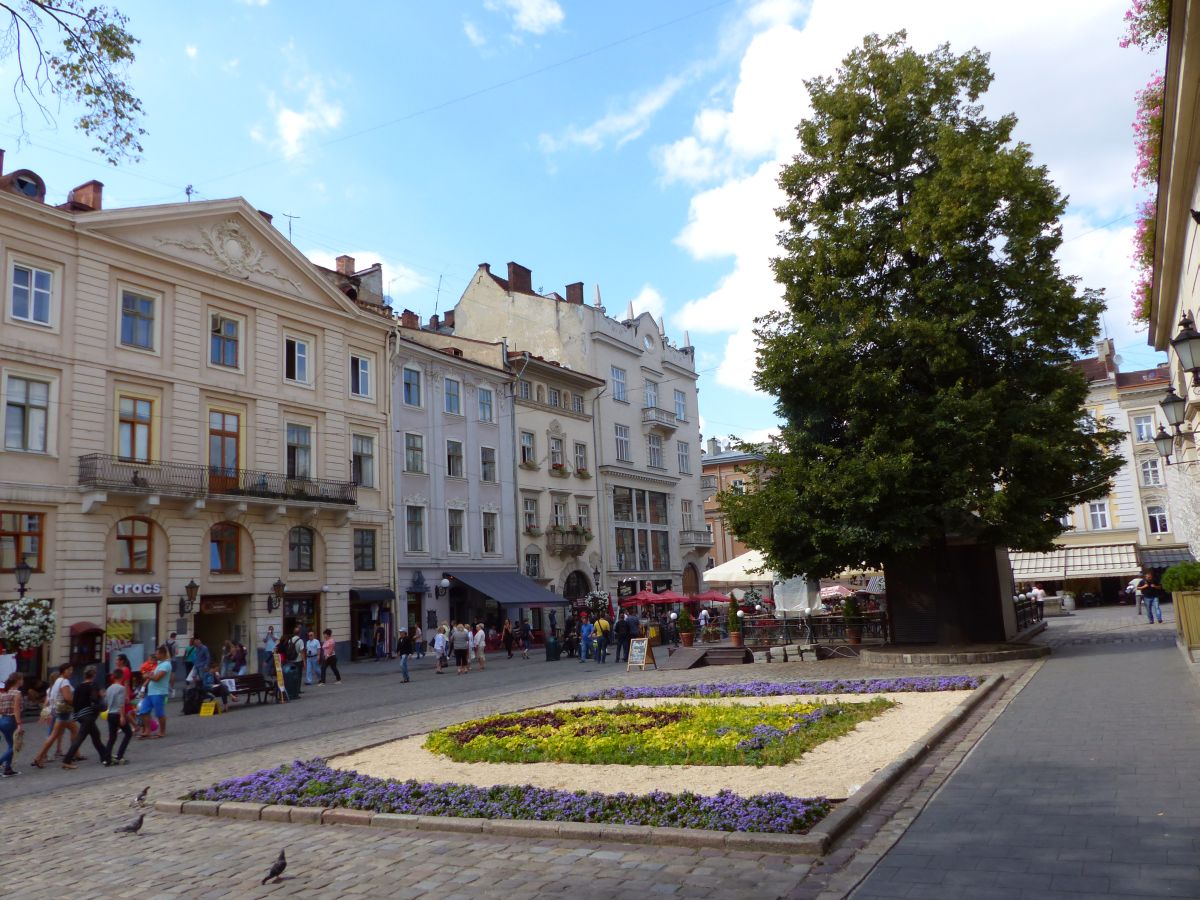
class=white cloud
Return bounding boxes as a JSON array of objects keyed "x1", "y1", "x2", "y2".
[
  {"x1": 464, "y1": 20, "x2": 487, "y2": 47},
  {"x1": 222, "y1": 58, "x2": 240, "y2": 74},
  {"x1": 485, "y1": 0, "x2": 564, "y2": 35},
  {"x1": 540, "y1": 75, "x2": 688, "y2": 153},
  {"x1": 306, "y1": 250, "x2": 428, "y2": 297},
  {"x1": 629, "y1": 284, "x2": 666, "y2": 320},
  {"x1": 253, "y1": 77, "x2": 344, "y2": 160},
  {"x1": 185, "y1": 45, "x2": 198, "y2": 60}
]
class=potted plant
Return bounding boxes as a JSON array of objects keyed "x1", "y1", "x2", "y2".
[
  {"x1": 729, "y1": 608, "x2": 744, "y2": 647},
  {"x1": 525, "y1": 525, "x2": 542, "y2": 537},
  {"x1": 842, "y1": 595, "x2": 864, "y2": 645},
  {"x1": 1163, "y1": 563, "x2": 1200, "y2": 650},
  {"x1": 677, "y1": 607, "x2": 695, "y2": 647},
  {"x1": 576, "y1": 467, "x2": 591, "y2": 478},
  {"x1": 582, "y1": 530, "x2": 594, "y2": 542}
]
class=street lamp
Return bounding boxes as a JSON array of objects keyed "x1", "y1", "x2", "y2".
[
  {"x1": 1161, "y1": 387, "x2": 1187, "y2": 430},
  {"x1": 14, "y1": 557, "x2": 32, "y2": 600},
  {"x1": 1171, "y1": 312, "x2": 1200, "y2": 385},
  {"x1": 436, "y1": 577, "x2": 451, "y2": 597},
  {"x1": 178, "y1": 578, "x2": 199, "y2": 617},
  {"x1": 267, "y1": 578, "x2": 286, "y2": 612},
  {"x1": 1154, "y1": 426, "x2": 1176, "y2": 463}
]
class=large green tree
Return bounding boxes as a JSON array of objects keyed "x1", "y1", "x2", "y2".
[
  {"x1": 723, "y1": 33, "x2": 1122, "y2": 594},
  {"x1": 3, "y1": 1, "x2": 145, "y2": 163}
]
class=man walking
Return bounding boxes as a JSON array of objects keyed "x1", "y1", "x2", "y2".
[
  {"x1": 1138, "y1": 571, "x2": 1165, "y2": 624},
  {"x1": 578, "y1": 617, "x2": 594, "y2": 663},
  {"x1": 396, "y1": 628, "x2": 412, "y2": 683},
  {"x1": 593, "y1": 614, "x2": 610, "y2": 663},
  {"x1": 614, "y1": 613, "x2": 631, "y2": 663},
  {"x1": 261, "y1": 625, "x2": 277, "y2": 674},
  {"x1": 188, "y1": 637, "x2": 211, "y2": 687},
  {"x1": 304, "y1": 630, "x2": 321, "y2": 685}
]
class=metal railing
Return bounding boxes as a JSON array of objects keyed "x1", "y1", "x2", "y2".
[
  {"x1": 78, "y1": 453, "x2": 357, "y2": 505},
  {"x1": 740, "y1": 612, "x2": 890, "y2": 647},
  {"x1": 1014, "y1": 596, "x2": 1040, "y2": 631}
]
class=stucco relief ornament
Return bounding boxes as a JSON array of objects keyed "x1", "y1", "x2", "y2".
[
  {"x1": 402, "y1": 494, "x2": 428, "y2": 507},
  {"x1": 447, "y1": 498, "x2": 469, "y2": 510},
  {"x1": 158, "y1": 219, "x2": 303, "y2": 292}
]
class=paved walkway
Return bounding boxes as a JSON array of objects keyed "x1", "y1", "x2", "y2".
[{"x1": 852, "y1": 605, "x2": 1198, "y2": 899}]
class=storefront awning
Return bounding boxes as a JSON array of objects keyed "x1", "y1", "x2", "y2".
[
  {"x1": 1139, "y1": 547, "x2": 1196, "y2": 570},
  {"x1": 1009, "y1": 544, "x2": 1141, "y2": 582},
  {"x1": 349, "y1": 589, "x2": 395, "y2": 603},
  {"x1": 447, "y1": 569, "x2": 568, "y2": 608}
]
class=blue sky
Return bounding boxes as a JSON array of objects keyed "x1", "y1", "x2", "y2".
[{"x1": 2, "y1": 0, "x2": 1164, "y2": 443}]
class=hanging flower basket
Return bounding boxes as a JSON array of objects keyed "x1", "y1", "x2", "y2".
[{"x1": 0, "y1": 597, "x2": 57, "y2": 650}]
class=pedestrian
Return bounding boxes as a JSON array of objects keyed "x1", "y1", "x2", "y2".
[
  {"x1": 184, "y1": 639, "x2": 196, "y2": 679},
  {"x1": 614, "y1": 613, "x2": 631, "y2": 663},
  {"x1": 113, "y1": 653, "x2": 133, "y2": 691},
  {"x1": 61, "y1": 665, "x2": 110, "y2": 769},
  {"x1": 319, "y1": 629, "x2": 342, "y2": 684},
  {"x1": 1030, "y1": 583, "x2": 1047, "y2": 621},
  {"x1": 502, "y1": 620, "x2": 514, "y2": 658},
  {"x1": 31, "y1": 663, "x2": 77, "y2": 768},
  {"x1": 452, "y1": 623, "x2": 471, "y2": 674},
  {"x1": 626, "y1": 611, "x2": 641, "y2": 642},
  {"x1": 434, "y1": 626, "x2": 448, "y2": 674},
  {"x1": 698, "y1": 608, "x2": 710, "y2": 642},
  {"x1": 220, "y1": 640, "x2": 236, "y2": 677},
  {"x1": 412, "y1": 624, "x2": 424, "y2": 658},
  {"x1": 579, "y1": 617, "x2": 594, "y2": 663},
  {"x1": 289, "y1": 626, "x2": 306, "y2": 665},
  {"x1": 188, "y1": 637, "x2": 211, "y2": 686},
  {"x1": 103, "y1": 671, "x2": 132, "y2": 765},
  {"x1": 304, "y1": 630, "x2": 321, "y2": 685},
  {"x1": 472, "y1": 623, "x2": 487, "y2": 671},
  {"x1": 396, "y1": 629, "x2": 413, "y2": 683},
  {"x1": 1139, "y1": 571, "x2": 1165, "y2": 624},
  {"x1": 594, "y1": 614, "x2": 610, "y2": 663},
  {"x1": 137, "y1": 645, "x2": 172, "y2": 739},
  {"x1": 201, "y1": 662, "x2": 234, "y2": 712},
  {"x1": 520, "y1": 620, "x2": 533, "y2": 659},
  {"x1": 262, "y1": 625, "x2": 277, "y2": 674},
  {"x1": 0, "y1": 672, "x2": 24, "y2": 777},
  {"x1": 374, "y1": 624, "x2": 386, "y2": 661}
]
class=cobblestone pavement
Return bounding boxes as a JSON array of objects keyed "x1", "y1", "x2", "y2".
[{"x1": 0, "y1": 646, "x2": 1036, "y2": 898}]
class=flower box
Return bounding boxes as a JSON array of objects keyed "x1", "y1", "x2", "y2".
[
  {"x1": 524, "y1": 527, "x2": 542, "y2": 537},
  {"x1": 575, "y1": 469, "x2": 591, "y2": 479}
]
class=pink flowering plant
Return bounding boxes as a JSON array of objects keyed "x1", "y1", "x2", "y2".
[{"x1": 0, "y1": 598, "x2": 56, "y2": 650}]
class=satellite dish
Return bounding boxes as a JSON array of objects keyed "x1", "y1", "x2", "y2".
[{"x1": 1112, "y1": 354, "x2": 1123, "y2": 368}]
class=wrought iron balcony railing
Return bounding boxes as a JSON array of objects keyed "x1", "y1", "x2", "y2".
[{"x1": 78, "y1": 453, "x2": 357, "y2": 505}]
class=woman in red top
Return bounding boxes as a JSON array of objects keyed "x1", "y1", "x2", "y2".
[{"x1": 318, "y1": 629, "x2": 341, "y2": 685}]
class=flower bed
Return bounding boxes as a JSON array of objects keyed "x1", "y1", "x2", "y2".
[
  {"x1": 424, "y1": 699, "x2": 893, "y2": 767},
  {"x1": 186, "y1": 759, "x2": 833, "y2": 834},
  {"x1": 571, "y1": 676, "x2": 981, "y2": 702}
]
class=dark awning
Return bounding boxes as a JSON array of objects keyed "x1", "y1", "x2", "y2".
[
  {"x1": 447, "y1": 569, "x2": 567, "y2": 608},
  {"x1": 349, "y1": 589, "x2": 395, "y2": 603},
  {"x1": 1139, "y1": 548, "x2": 1196, "y2": 569}
]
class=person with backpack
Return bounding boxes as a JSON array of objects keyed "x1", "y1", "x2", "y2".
[
  {"x1": 613, "y1": 613, "x2": 631, "y2": 663},
  {"x1": 519, "y1": 619, "x2": 533, "y2": 660},
  {"x1": 61, "y1": 665, "x2": 111, "y2": 769}
]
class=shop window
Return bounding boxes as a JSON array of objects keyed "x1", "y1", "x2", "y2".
[
  {"x1": 289, "y1": 526, "x2": 314, "y2": 572},
  {"x1": 105, "y1": 601, "x2": 159, "y2": 669},
  {"x1": 116, "y1": 517, "x2": 152, "y2": 573},
  {"x1": 210, "y1": 523, "x2": 240, "y2": 573}
]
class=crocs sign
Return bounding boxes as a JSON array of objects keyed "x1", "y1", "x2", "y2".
[{"x1": 112, "y1": 583, "x2": 162, "y2": 596}]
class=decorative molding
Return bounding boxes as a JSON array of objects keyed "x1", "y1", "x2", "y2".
[
  {"x1": 480, "y1": 502, "x2": 499, "y2": 514},
  {"x1": 547, "y1": 418, "x2": 565, "y2": 437},
  {"x1": 402, "y1": 493, "x2": 428, "y2": 507},
  {"x1": 446, "y1": 498, "x2": 468, "y2": 510},
  {"x1": 157, "y1": 219, "x2": 304, "y2": 292}
]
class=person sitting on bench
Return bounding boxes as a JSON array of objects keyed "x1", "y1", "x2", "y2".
[{"x1": 200, "y1": 662, "x2": 236, "y2": 712}]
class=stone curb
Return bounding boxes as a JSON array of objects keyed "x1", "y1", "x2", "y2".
[
  {"x1": 801, "y1": 672, "x2": 1006, "y2": 854},
  {"x1": 859, "y1": 645, "x2": 1048, "y2": 666}
]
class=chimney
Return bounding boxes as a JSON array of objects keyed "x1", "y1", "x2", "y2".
[
  {"x1": 68, "y1": 179, "x2": 103, "y2": 211},
  {"x1": 443, "y1": 310, "x2": 455, "y2": 329},
  {"x1": 336, "y1": 255, "x2": 356, "y2": 275},
  {"x1": 0, "y1": 149, "x2": 5, "y2": 175},
  {"x1": 565, "y1": 282, "x2": 584, "y2": 305},
  {"x1": 429, "y1": 314, "x2": 440, "y2": 330},
  {"x1": 479, "y1": 262, "x2": 491, "y2": 274},
  {"x1": 400, "y1": 309, "x2": 420, "y2": 329},
  {"x1": 257, "y1": 209, "x2": 274, "y2": 224},
  {"x1": 706, "y1": 437, "x2": 721, "y2": 456},
  {"x1": 507, "y1": 262, "x2": 533, "y2": 294}
]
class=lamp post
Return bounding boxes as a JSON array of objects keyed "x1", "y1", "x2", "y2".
[
  {"x1": 14, "y1": 558, "x2": 32, "y2": 600},
  {"x1": 1171, "y1": 312, "x2": 1200, "y2": 386},
  {"x1": 178, "y1": 578, "x2": 199, "y2": 618},
  {"x1": 267, "y1": 579, "x2": 285, "y2": 612}
]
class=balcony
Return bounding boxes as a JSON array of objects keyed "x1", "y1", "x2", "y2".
[
  {"x1": 546, "y1": 521, "x2": 593, "y2": 557},
  {"x1": 700, "y1": 475, "x2": 717, "y2": 500},
  {"x1": 641, "y1": 406, "x2": 678, "y2": 432},
  {"x1": 78, "y1": 453, "x2": 357, "y2": 514},
  {"x1": 679, "y1": 529, "x2": 714, "y2": 547}
]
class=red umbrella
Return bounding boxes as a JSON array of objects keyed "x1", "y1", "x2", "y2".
[
  {"x1": 619, "y1": 589, "x2": 660, "y2": 607},
  {"x1": 691, "y1": 590, "x2": 731, "y2": 603}
]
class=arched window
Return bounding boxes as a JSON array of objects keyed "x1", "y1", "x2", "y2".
[
  {"x1": 210, "y1": 523, "x2": 240, "y2": 573},
  {"x1": 289, "y1": 526, "x2": 314, "y2": 572},
  {"x1": 116, "y1": 517, "x2": 152, "y2": 573},
  {"x1": 564, "y1": 570, "x2": 589, "y2": 600}
]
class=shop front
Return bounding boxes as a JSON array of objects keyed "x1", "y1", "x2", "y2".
[
  {"x1": 105, "y1": 587, "x2": 162, "y2": 670},
  {"x1": 282, "y1": 592, "x2": 320, "y2": 642},
  {"x1": 194, "y1": 594, "x2": 250, "y2": 653},
  {"x1": 349, "y1": 588, "x2": 395, "y2": 660}
]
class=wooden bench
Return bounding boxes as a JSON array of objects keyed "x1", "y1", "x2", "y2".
[{"x1": 229, "y1": 673, "x2": 274, "y2": 705}]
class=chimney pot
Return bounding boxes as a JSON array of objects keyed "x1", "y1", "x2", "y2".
[
  {"x1": 400, "y1": 309, "x2": 420, "y2": 329},
  {"x1": 68, "y1": 179, "x2": 103, "y2": 211},
  {"x1": 566, "y1": 282, "x2": 584, "y2": 305},
  {"x1": 336, "y1": 254, "x2": 356, "y2": 275},
  {"x1": 507, "y1": 261, "x2": 533, "y2": 294},
  {"x1": 429, "y1": 314, "x2": 440, "y2": 330}
]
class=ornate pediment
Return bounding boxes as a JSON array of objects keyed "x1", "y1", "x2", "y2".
[
  {"x1": 154, "y1": 218, "x2": 303, "y2": 292},
  {"x1": 447, "y1": 498, "x2": 468, "y2": 510}
]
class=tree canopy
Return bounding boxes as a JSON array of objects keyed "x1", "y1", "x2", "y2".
[
  {"x1": 3, "y1": 1, "x2": 145, "y2": 163},
  {"x1": 722, "y1": 32, "x2": 1122, "y2": 581}
]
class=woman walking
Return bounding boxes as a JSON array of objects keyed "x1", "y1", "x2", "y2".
[
  {"x1": 319, "y1": 629, "x2": 342, "y2": 684},
  {"x1": 61, "y1": 665, "x2": 110, "y2": 769},
  {"x1": 32, "y1": 663, "x2": 77, "y2": 768},
  {"x1": 103, "y1": 671, "x2": 132, "y2": 765},
  {"x1": 412, "y1": 624, "x2": 424, "y2": 658},
  {"x1": 451, "y1": 623, "x2": 471, "y2": 674},
  {"x1": 0, "y1": 672, "x2": 24, "y2": 777},
  {"x1": 502, "y1": 620, "x2": 514, "y2": 659},
  {"x1": 472, "y1": 623, "x2": 487, "y2": 672},
  {"x1": 396, "y1": 628, "x2": 413, "y2": 683},
  {"x1": 433, "y1": 626, "x2": 448, "y2": 674},
  {"x1": 221, "y1": 640, "x2": 236, "y2": 677}
]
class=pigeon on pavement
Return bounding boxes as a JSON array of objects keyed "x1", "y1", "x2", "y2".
[
  {"x1": 114, "y1": 814, "x2": 144, "y2": 835},
  {"x1": 130, "y1": 786, "x2": 150, "y2": 809},
  {"x1": 261, "y1": 849, "x2": 287, "y2": 885}
]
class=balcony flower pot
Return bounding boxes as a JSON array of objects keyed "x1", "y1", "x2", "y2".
[
  {"x1": 525, "y1": 527, "x2": 542, "y2": 537},
  {"x1": 576, "y1": 469, "x2": 591, "y2": 479},
  {"x1": 582, "y1": 531, "x2": 594, "y2": 542},
  {"x1": 519, "y1": 461, "x2": 539, "y2": 470}
]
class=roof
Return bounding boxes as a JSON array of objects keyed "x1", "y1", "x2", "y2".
[
  {"x1": 1116, "y1": 366, "x2": 1171, "y2": 389},
  {"x1": 1072, "y1": 356, "x2": 1112, "y2": 382},
  {"x1": 702, "y1": 449, "x2": 765, "y2": 466}
]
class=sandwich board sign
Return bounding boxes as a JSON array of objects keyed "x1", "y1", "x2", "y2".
[{"x1": 626, "y1": 637, "x2": 656, "y2": 671}]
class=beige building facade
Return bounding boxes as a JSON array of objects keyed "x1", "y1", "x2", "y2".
[{"x1": 0, "y1": 160, "x2": 393, "y2": 678}]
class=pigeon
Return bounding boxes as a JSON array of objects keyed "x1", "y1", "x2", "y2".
[
  {"x1": 114, "y1": 814, "x2": 144, "y2": 835},
  {"x1": 261, "y1": 849, "x2": 286, "y2": 885},
  {"x1": 130, "y1": 786, "x2": 150, "y2": 809}
]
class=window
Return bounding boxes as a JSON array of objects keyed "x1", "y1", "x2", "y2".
[
  {"x1": 647, "y1": 434, "x2": 663, "y2": 468},
  {"x1": 404, "y1": 433, "x2": 425, "y2": 473},
  {"x1": 681, "y1": 499, "x2": 694, "y2": 531},
  {"x1": 116, "y1": 517, "x2": 152, "y2": 572},
  {"x1": 574, "y1": 442, "x2": 588, "y2": 472},
  {"x1": 611, "y1": 489, "x2": 670, "y2": 571},
  {"x1": 1147, "y1": 505, "x2": 1170, "y2": 534},
  {"x1": 118, "y1": 396, "x2": 152, "y2": 463},
  {"x1": 5, "y1": 376, "x2": 49, "y2": 452},
  {"x1": 1140, "y1": 458, "x2": 1162, "y2": 486},
  {"x1": 11, "y1": 263, "x2": 52, "y2": 325},
  {"x1": 288, "y1": 526, "x2": 314, "y2": 572},
  {"x1": 553, "y1": 501, "x2": 568, "y2": 527},
  {"x1": 548, "y1": 388, "x2": 561, "y2": 407},
  {"x1": 405, "y1": 505, "x2": 426, "y2": 552},
  {"x1": 448, "y1": 508, "x2": 465, "y2": 553},
  {"x1": 1133, "y1": 414, "x2": 1155, "y2": 443},
  {"x1": 482, "y1": 512, "x2": 499, "y2": 554},
  {"x1": 480, "y1": 446, "x2": 497, "y2": 482},
  {"x1": 517, "y1": 379, "x2": 531, "y2": 400},
  {"x1": 577, "y1": 503, "x2": 590, "y2": 530},
  {"x1": 402, "y1": 367, "x2": 422, "y2": 406},
  {"x1": 550, "y1": 436, "x2": 564, "y2": 467},
  {"x1": 210, "y1": 313, "x2": 240, "y2": 368},
  {"x1": 120, "y1": 290, "x2": 155, "y2": 350},
  {"x1": 1059, "y1": 512, "x2": 1074, "y2": 529},
  {"x1": 674, "y1": 389, "x2": 687, "y2": 422},
  {"x1": 351, "y1": 434, "x2": 375, "y2": 487},
  {"x1": 615, "y1": 424, "x2": 631, "y2": 462},
  {"x1": 523, "y1": 498, "x2": 538, "y2": 531},
  {"x1": 444, "y1": 378, "x2": 461, "y2": 414},
  {"x1": 520, "y1": 431, "x2": 536, "y2": 465},
  {"x1": 611, "y1": 366, "x2": 627, "y2": 402},
  {"x1": 644, "y1": 380, "x2": 658, "y2": 409},
  {"x1": 731, "y1": 479, "x2": 746, "y2": 495},
  {"x1": 350, "y1": 354, "x2": 371, "y2": 397},
  {"x1": 447, "y1": 439, "x2": 464, "y2": 478},
  {"x1": 354, "y1": 528, "x2": 377, "y2": 571},
  {"x1": 525, "y1": 553, "x2": 541, "y2": 579},
  {"x1": 613, "y1": 486, "x2": 634, "y2": 522},
  {"x1": 478, "y1": 387, "x2": 494, "y2": 422},
  {"x1": 677, "y1": 441, "x2": 691, "y2": 474},
  {"x1": 1088, "y1": 501, "x2": 1109, "y2": 530},
  {"x1": 572, "y1": 393, "x2": 585, "y2": 414},
  {"x1": 615, "y1": 527, "x2": 636, "y2": 570},
  {"x1": 1, "y1": 512, "x2": 43, "y2": 571},
  {"x1": 210, "y1": 523, "x2": 239, "y2": 573},
  {"x1": 285, "y1": 337, "x2": 310, "y2": 383},
  {"x1": 286, "y1": 424, "x2": 312, "y2": 478}
]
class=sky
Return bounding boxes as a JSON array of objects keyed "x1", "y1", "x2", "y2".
[{"x1": 1, "y1": 0, "x2": 1165, "y2": 445}]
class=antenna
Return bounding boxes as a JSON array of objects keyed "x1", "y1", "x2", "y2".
[
  {"x1": 184, "y1": 184, "x2": 195, "y2": 202},
  {"x1": 280, "y1": 213, "x2": 300, "y2": 243},
  {"x1": 433, "y1": 274, "x2": 443, "y2": 317}
]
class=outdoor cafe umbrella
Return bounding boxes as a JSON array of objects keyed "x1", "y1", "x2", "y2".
[
  {"x1": 619, "y1": 589, "x2": 689, "y2": 607},
  {"x1": 691, "y1": 590, "x2": 731, "y2": 603}
]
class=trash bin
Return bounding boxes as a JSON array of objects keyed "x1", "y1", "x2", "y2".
[
  {"x1": 544, "y1": 634, "x2": 561, "y2": 662},
  {"x1": 282, "y1": 661, "x2": 303, "y2": 699}
]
